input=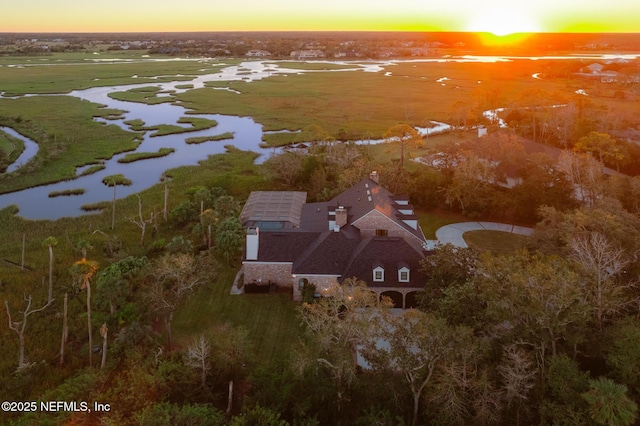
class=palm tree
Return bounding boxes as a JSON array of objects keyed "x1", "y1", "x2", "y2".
[
  {"x1": 102, "y1": 174, "x2": 132, "y2": 230},
  {"x1": 582, "y1": 378, "x2": 638, "y2": 426},
  {"x1": 71, "y1": 258, "x2": 99, "y2": 366}
]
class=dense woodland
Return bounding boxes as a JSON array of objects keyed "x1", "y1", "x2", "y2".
[{"x1": 0, "y1": 43, "x2": 640, "y2": 425}]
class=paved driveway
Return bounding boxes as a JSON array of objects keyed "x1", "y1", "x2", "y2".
[{"x1": 435, "y1": 222, "x2": 534, "y2": 248}]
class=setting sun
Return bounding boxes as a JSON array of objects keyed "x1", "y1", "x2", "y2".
[{"x1": 466, "y1": 8, "x2": 541, "y2": 36}]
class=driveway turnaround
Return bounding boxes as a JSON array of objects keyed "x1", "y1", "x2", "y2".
[{"x1": 435, "y1": 222, "x2": 534, "y2": 248}]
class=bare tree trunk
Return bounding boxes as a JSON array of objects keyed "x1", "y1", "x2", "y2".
[
  {"x1": 48, "y1": 246, "x2": 54, "y2": 304},
  {"x1": 60, "y1": 293, "x2": 68, "y2": 366},
  {"x1": 100, "y1": 323, "x2": 108, "y2": 369},
  {"x1": 87, "y1": 281, "x2": 92, "y2": 367},
  {"x1": 21, "y1": 233, "x2": 25, "y2": 271},
  {"x1": 165, "y1": 313, "x2": 173, "y2": 351},
  {"x1": 226, "y1": 380, "x2": 234, "y2": 415},
  {"x1": 5, "y1": 296, "x2": 52, "y2": 370},
  {"x1": 207, "y1": 225, "x2": 212, "y2": 249}
]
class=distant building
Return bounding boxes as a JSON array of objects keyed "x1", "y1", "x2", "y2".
[
  {"x1": 240, "y1": 172, "x2": 429, "y2": 307},
  {"x1": 290, "y1": 50, "x2": 325, "y2": 59},
  {"x1": 246, "y1": 50, "x2": 271, "y2": 57}
]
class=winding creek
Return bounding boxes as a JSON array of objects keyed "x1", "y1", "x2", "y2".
[{"x1": 1, "y1": 53, "x2": 638, "y2": 220}]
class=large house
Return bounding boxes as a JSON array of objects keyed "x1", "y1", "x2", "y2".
[{"x1": 240, "y1": 172, "x2": 429, "y2": 308}]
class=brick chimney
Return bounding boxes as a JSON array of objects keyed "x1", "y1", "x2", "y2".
[
  {"x1": 370, "y1": 170, "x2": 379, "y2": 184},
  {"x1": 335, "y1": 206, "x2": 348, "y2": 229}
]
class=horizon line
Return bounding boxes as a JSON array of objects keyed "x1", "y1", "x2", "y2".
[{"x1": 3, "y1": 30, "x2": 640, "y2": 35}]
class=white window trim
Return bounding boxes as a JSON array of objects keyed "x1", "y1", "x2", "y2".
[
  {"x1": 398, "y1": 267, "x2": 410, "y2": 282},
  {"x1": 373, "y1": 266, "x2": 385, "y2": 282}
]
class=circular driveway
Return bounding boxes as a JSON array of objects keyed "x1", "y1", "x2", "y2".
[{"x1": 435, "y1": 222, "x2": 534, "y2": 248}]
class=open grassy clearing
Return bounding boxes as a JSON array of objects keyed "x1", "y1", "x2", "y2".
[
  {"x1": 417, "y1": 209, "x2": 469, "y2": 239},
  {"x1": 464, "y1": 230, "x2": 530, "y2": 254},
  {"x1": 173, "y1": 266, "x2": 304, "y2": 366}
]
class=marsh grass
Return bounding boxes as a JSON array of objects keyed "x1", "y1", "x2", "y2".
[
  {"x1": 148, "y1": 117, "x2": 219, "y2": 137},
  {"x1": 77, "y1": 164, "x2": 106, "y2": 176},
  {"x1": 269, "y1": 61, "x2": 358, "y2": 70},
  {"x1": 0, "y1": 130, "x2": 25, "y2": 164},
  {"x1": 109, "y1": 86, "x2": 176, "y2": 105},
  {"x1": 0, "y1": 53, "x2": 234, "y2": 96},
  {"x1": 48, "y1": 188, "x2": 85, "y2": 198},
  {"x1": 0, "y1": 96, "x2": 139, "y2": 194},
  {"x1": 261, "y1": 132, "x2": 301, "y2": 147}
]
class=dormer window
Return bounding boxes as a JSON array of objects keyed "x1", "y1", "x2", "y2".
[
  {"x1": 373, "y1": 266, "x2": 385, "y2": 282},
  {"x1": 398, "y1": 267, "x2": 410, "y2": 282}
]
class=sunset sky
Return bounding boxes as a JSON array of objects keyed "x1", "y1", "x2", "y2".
[{"x1": 4, "y1": 0, "x2": 640, "y2": 34}]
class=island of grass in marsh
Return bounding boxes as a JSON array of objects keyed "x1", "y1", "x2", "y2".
[
  {"x1": 118, "y1": 147, "x2": 175, "y2": 163},
  {"x1": 464, "y1": 230, "x2": 530, "y2": 254},
  {"x1": 185, "y1": 132, "x2": 234, "y2": 144},
  {"x1": 0, "y1": 96, "x2": 139, "y2": 194},
  {"x1": 149, "y1": 117, "x2": 219, "y2": 137},
  {"x1": 48, "y1": 188, "x2": 85, "y2": 198},
  {"x1": 109, "y1": 86, "x2": 176, "y2": 104}
]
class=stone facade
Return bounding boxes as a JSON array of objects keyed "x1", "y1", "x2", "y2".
[{"x1": 243, "y1": 262, "x2": 293, "y2": 288}]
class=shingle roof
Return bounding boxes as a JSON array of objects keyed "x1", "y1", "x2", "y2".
[
  {"x1": 340, "y1": 237, "x2": 427, "y2": 288},
  {"x1": 256, "y1": 231, "x2": 320, "y2": 262},
  {"x1": 293, "y1": 226, "x2": 361, "y2": 275}
]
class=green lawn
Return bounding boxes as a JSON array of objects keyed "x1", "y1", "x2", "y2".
[
  {"x1": 172, "y1": 265, "x2": 304, "y2": 366},
  {"x1": 464, "y1": 230, "x2": 530, "y2": 254}
]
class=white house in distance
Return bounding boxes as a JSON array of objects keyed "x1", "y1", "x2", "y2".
[{"x1": 240, "y1": 172, "x2": 429, "y2": 308}]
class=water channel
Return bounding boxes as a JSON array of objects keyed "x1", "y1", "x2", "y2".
[{"x1": 1, "y1": 54, "x2": 637, "y2": 220}]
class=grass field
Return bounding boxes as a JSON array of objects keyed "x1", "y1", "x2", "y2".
[{"x1": 0, "y1": 52, "x2": 236, "y2": 96}]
